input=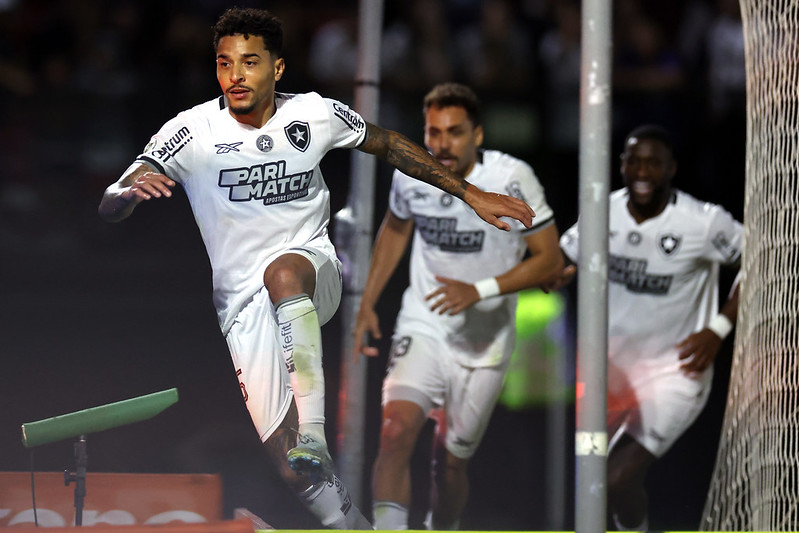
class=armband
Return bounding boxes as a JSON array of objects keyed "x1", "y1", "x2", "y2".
[
  {"x1": 474, "y1": 277, "x2": 500, "y2": 300},
  {"x1": 707, "y1": 314, "x2": 733, "y2": 340}
]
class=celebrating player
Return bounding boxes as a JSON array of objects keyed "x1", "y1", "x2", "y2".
[
  {"x1": 353, "y1": 83, "x2": 563, "y2": 530},
  {"x1": 557, "y1": 124, "x2": 743, "y2": 530},
  {"x1": 97, "y1": 8, "x2": 534, "y2": 529}
]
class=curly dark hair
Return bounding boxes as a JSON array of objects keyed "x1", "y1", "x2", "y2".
[
  {"x1": 423, "y1": 83, "x2": 482, "y2": 127},
  {"x1": 212, "y1": 7, "x2": 283, "y2": 56}
]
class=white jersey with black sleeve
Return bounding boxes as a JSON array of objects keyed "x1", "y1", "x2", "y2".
[
  {"x1": 134, "y1": 91, "x2": 366, "y2": 334},
  {"x1": 389, "y1": 149, "x2": 555, "y2": 367},
  {"x1": 560, "y1": 188, "x2": 744, "y2": 368}
]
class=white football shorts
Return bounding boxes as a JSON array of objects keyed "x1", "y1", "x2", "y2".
[
  {"x1": 606, "y1": 357, "x2": 713, "y2": 458},
  {"x1": 382, "y1": 328, "x2": 510, "y2": 459},
  {"x1": 225, "y1": 245, "x2": 343, "y2": 442}
]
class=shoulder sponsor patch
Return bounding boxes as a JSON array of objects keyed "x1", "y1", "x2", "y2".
[
  {"x1": 145, "y1": 127, "x2": 193, "y2": 163},
  {"x1": 506, "y1": 181, "x2": 528, "y2": 203},
  {"x1": 332, "y1": 102, "x2": 365, "y2": 133},
  {"x1": 712, "y1": 231, "x2": 741, "y2": 262},
  {"x1": 284, "y1": 121, "x2": 311, "y2": 152}
]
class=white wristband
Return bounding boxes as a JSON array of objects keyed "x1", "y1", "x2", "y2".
[
  {"x1": 707, "y1": 314, "x2": 733, "y2": 340},
  {"x1": 474, "y1": 277, "x2": 500, "y2": 300}
]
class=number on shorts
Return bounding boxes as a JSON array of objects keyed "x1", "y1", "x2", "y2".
[
  {"x1": 236, "y1": 368, "x2": 249, "y2": 402},
  {"x1": 387, "y1": 336, "x2": 412, "y2": 373}
]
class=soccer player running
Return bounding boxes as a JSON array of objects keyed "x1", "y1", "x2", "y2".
[
  {"x1": 555, "y1": 124, "x2": 742, "y2": 530},
  {"x1": 353, "y1": 83, "x2": 563, "y2": 530},
  {"x1": 97, "y1": 8, "x2": 534, "y2": 529}
]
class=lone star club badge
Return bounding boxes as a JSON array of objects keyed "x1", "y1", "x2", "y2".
[
  {"x1": 284, "y1": 121, "x2": 310, "y2": 152},
  {"x1": 657, "y1": 232, "x2": 682, "y2": 257}
]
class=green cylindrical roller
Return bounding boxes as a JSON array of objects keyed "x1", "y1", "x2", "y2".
[{"x1": 21, "y1": 388, "x2": 179, "y2": 448}]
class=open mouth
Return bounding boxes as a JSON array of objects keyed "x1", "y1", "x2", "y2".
[{"x1": 631, "y1": 181, "x2": 652, "y2": 195}]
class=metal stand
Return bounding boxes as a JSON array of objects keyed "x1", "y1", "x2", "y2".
[{"x1": 64, "y1": 434, "x2": 87, "y2": 526}]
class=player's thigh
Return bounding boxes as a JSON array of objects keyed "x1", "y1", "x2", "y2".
[
  {"x1": 226, "y1": 287, "x2": 293, "y2": 443},
  {"x1": 615, "y1": 365, "x2": 711, "y2": 458},
  {"x1": 281, "y1": 244, "x2": 342, "y2": 326},
  {"x1": 444, "y1": 361, "x2": 509, "y2": 459},
  {"x1": 382, "y1": 331, "x2": 446, "y2": 416}
]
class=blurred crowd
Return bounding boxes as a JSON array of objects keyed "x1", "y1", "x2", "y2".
[{"x1": 0, "y1": 0, "x2": 746, "y2": 252}]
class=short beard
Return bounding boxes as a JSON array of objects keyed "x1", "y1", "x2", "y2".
[{"x1": 229, "y1": 102, "x2": 255, "y2": 115}]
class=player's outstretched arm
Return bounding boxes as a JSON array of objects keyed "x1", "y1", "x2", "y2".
[
  {"x1": 98, "y1": 163, "x2": 175, "y2": 223},
  {"x1": 677, "y1": 272, "x2": 741, "y2": 373},
  {"x1": 353, "y1": 211, "x2": 413, "y2": 360},
  {"x1": 357, "y1": 122, "x2": 534, "y2": 231}
]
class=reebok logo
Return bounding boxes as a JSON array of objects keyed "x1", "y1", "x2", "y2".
[{"x1": 215, "y1": 141, "x2": 243, "y2": 154}]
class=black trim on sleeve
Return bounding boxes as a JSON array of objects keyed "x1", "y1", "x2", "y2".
[
  {"x1": 136, "y1": 155, "x2": 166, "y2": 175},
  {"x1": 520, "y1": 216, "x2": 555, "y2": 236}
]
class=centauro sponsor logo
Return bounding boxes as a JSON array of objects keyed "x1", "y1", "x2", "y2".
[
  {"x1": 332, "y1": 102, "x2": 365, "y2": 132},
  {"x1": 609, "y1": 254, "x2": 672, "y2": 294},
  {"x1": 414, "y1": 215, "x2": 484, "y2": 252},
  {"x1": 712, "y1": 231, "x2": 741, "y2": 262},
  {"x1": 148, "y1": 127, "x2": 193, "y2": 163},
  {"x1": 218, "y1": 160, "x2": 313, "y2": 205}
]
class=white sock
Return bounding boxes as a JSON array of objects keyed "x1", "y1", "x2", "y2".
[
  {"x1": 299, "y1": 477, "x2": 373, "y2": 529},
  {"x1": 373, "y1": 501, "x2": 409, "y2": 530},
  {"x1": 275, "y1": 295, "x2": 327, "y2": 446},
  {"x1": 424, "y1": 509, "x2": 460, "y2": 530},
  {"x1": 612, "y1": 511, "x2": 648, "y2": 531}
]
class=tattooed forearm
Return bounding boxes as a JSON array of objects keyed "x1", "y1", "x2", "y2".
[{"x1": 360, "y1": 123, "x2": 469, "y2": 199}]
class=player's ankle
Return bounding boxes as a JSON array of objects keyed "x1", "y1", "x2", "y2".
[{"x1": 298, "y1": 422, "x2": 327, "y2": 447}]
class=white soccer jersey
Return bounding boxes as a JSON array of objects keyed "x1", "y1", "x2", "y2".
[
  {"x1": 390, "y1": 149, "x2": 555, "y2": 367},
  {"x1": 135, "y1": 92, "x2": 366, "y2": 334},
  {"x1": 560, "y1": 188, "x2": 743, "y2": 367}
]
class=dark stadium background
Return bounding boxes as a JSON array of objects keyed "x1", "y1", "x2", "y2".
[{"x1": 0, "y1": 0, "x2": 744, "y2": 529}]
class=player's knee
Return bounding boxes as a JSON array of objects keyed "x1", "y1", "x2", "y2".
[
  {"x1": 265, "y1": 264, "x2": 299, "y2": 293},
  {"x1": 264, "y1": 255, "x2": 315, "y2": 299},
  {"x1": 378, "y1": 415, "x2": 417, "y2": 453}
]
